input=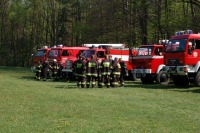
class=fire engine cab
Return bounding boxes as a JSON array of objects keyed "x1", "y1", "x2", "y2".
[
  {"x1": 48, "y1": 45, "x2": 89, "y2": 66},
  {"x1": 131, "y1": 43, "x2": 166, "y2": 84},
  {"x1": 162, "y1": 30, "x2": 200, "y2": 86},
  {"x1": 32, "y1": 46, "x2": 51, "y2": 71}
]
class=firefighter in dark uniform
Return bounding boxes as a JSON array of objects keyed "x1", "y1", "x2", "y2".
[
  {"x1": 111, "y1": 57, "x2": 121, "y2": 88},
  {"x1": 97, "y1": 58, "x2": 102, "y2": 87},
  {"x1": 99, "y1": 55, "x2": 111, "y2": 88},
  {"x1": 86, "y1": 55, "x2": 98, "y2": 88},
  {"x1": 74, "y1": 56, "x2": 86, "y2": 88},
  {"x1": 35, "y1": 60, "x2": 42, "y2": 80},
  {"x1": 57, "y1": 59, "x2": 64, "y2": 80},
  {"x1": 109, "y1": 55, "x2": 114, "y2": 85},
  {"x1": 51, "y1": 59, "x2": 58, "y2": 78},
  {"x1": 42, "y1": 60, "x2": 52, "y2": 81},
  {"x1": 119, "y1": 58, "x2": 128, "y2": 87}
]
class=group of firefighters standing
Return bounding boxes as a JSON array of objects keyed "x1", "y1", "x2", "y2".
[
  {"x1": 35, "y1": 54, "x2": 128, "y2": 88},
  {"x1": 72, "y1": 54, "x2": 128, "y2": 88},
  {"x1": 35, "y1": 59, "x2": 63, "y2": 81}
]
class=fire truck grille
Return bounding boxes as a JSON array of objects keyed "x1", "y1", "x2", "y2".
[{"x1": 168, "y1": 59, "x2": 180, "y2": 66}]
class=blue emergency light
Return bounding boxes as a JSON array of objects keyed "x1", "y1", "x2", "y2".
[{"x1": 175, "y1": 30, "x2": 193, "y2": 36}]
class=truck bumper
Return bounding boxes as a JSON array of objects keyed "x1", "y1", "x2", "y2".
[
  {"x1": 62, "y1": 69, "x2": 73, "y2": 73},
  {"x1": 162, "y1": 66, "x2": 188, "y2": 76},
  {"x1": 131, "y1": 69, "x2": 152, "y2": 78}
]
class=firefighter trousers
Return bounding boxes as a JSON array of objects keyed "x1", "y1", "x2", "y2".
[
  {"x1": 100, "y1": 75, "x2": 110, "y2": 88},
  {"x1": 112, "y1": 74, "x2": 120, "y2": 87},
  {"x1": 77, "y1": 76, "x2": 86, "y2": 88},
  {"x1": 86, "y1": 76, "x2": 97, "y2": 88}
]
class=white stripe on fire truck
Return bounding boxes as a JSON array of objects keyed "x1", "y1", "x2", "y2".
[
  {"x1": 133, "y1": 56, "x2": 163, "y2": 59},
  {"x1": 111, "y1": 55, "x2": 129, "y2": 61}
]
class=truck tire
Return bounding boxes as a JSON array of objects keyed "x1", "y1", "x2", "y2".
[
  {"x1": 133, "y1": 72, "x2": 141, "y2": 81},
  {"x1": 156, "y1": 71, "x2": 170, "y2": 84},
  {"x1": 195, "y1": 71, "x2": 200, "y2": 87}
]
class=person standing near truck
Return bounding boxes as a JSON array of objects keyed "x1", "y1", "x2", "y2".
[
  {"x1": 35, "y1": 60, "x2": 42, "y2": 80},
  {"x1": 99, "y1": 55, "x2": 111, "y2": 88},
  {"x1": 42, "y1": 60, "x2": 52, "y2": 81},
  {"x1": 86, "y1": 55, "x2": 98, "y2": 88},
  {"x1": 111, "y1": 57, "x2": 121, "y2": 88},
  {"x1": 119, "y1": 58, "x2": 128, "y2": 87},
  {"x1": 74, "y1": 56, "x2": 86, "y2": 88}
]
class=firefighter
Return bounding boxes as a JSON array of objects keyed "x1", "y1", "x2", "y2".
[
  {"x1": 111, "y1": 57, "x2": 121, "y2": 88},
  {"x1": 35, "y1": 60, "x2": 42, "y2": 80},
  {"x1": 86, "y1": 55, "x2": 98, "y2": 88},
  {"x1": 74, "y1": 56, "x2": 86, "y2": 88},
  {"x1": 42, "y1": 60, "x2": 52, "y2": 81},
  {"x1": 109, "y1": 55, "x2": 114, "y2": 85},
  {"x1": 119, "y1": 58, "x2": 128, "y2": 87},
  {"x1": 97, "y1": 58, "x2": 102, "y2": 87},
  {"x1": 51, "y1": 59, "x2": 58, "y2": 78},
  {"x1": 57, "y1": 59, "x2": 64, "y2": 80},
  {"x1": 99, "y1": 55, "x2": 111, "y2": 88}
]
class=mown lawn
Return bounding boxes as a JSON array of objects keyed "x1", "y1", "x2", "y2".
[{"x1": 0, "y1": 66, "x2": 200, "y2": 133}]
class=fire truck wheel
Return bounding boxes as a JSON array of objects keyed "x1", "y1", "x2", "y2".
[
  {"x1": 195, "y1": 71, "x2": 200, "y2": 87},
  {"x1": 133, "y1": 73, "x2": 141, "y2": 81},
  {"x1": 173, "y1": 76, "x2": 189, "y2": 87},
  {"x1": 156, "y1": 71, "x2": 170, "y2": 84}
]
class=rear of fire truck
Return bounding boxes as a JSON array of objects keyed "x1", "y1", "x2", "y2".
[
  {"x1": 132, "y1": 44, "x2": 166, "y2": 84},
  {"x1": 162, "y1": 30, "x2": 200, "y2": 86}
]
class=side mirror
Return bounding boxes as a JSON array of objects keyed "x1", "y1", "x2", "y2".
[{"x1": 188, "y1": 42, "x2": 192, "y2": 54}]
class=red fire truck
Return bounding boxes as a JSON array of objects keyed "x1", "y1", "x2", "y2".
[
  {"x1": 131, "y1": 44, "x2": 166, "y2": 84},
  {"x1": 47, "y1": 45, "x2": 89, "y2": 79},
  {"x1": 47, "y1": 45, "x2": 89, "y2": 66},
  {"x1": 32, "y1": 46, "x2": 51, "y2": 71},
  {"x1": 162, "y1": 30, "x2": 200, "y2": 86}
]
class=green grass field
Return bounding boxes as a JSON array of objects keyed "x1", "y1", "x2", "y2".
[{"x1": 0, "y1": 66, "x2": 200, "y2": 133}]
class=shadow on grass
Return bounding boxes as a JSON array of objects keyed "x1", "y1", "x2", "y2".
[
  {"x1": 18, "y1": 74, "x2": 200, "y2": 93},
  {"x1": 20, "y1": 76, "x2": 35, "y2": 81},
  {"x1": 126, "y1": 81, "x2": 196, "y2": 89},
  {"x1": 171, "y1": 88, "x2": 200, "y2": 93}
]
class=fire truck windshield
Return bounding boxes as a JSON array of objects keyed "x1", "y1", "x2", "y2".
[
  {"x1": 137, "y1": 47, "x2": 153, "y2": 56},
  {"x1": 48, "y1": 50, "x2": 61, "y2": 57},
  {"x1": 36, "y1": 50, "x2": 46, "y2": 57},
  {"x1": 82, "y1": 50, "x2": 95, "y2": 58},
  {"x1": 166, "y1": 39, "x2": 187, "y2": 52}
]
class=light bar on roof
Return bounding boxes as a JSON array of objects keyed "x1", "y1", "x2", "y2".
[
  {"x1": 83, "y1": 44, "x2": 125, "y2": 48},
  {"x1": 175, "y1": 30, "x2": 193, "y2": 36}
]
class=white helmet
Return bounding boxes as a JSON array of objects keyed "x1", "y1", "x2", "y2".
[{"x1": 53, "y1": 59, "x2": 57, "y2": 62}]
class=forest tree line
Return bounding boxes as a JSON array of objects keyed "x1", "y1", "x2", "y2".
[{"x1": 0, "y1": 0, "x2": 200, "y2": 66}]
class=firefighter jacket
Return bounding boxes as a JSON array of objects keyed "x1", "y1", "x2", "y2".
[
  {"x1": 75, "y1": 59, "x2": 86, "y2": 77},
  {"x1": 100, "y1": 59, "x2": 111, "y2": 75},
  {"x1": 36, "y1": 63, "x2": 42, "y2": 72},
  {"x1": 112, "y1": 61, "x2": 121, "y2": 75},
  {"x1": 52, "y1": 62, "x2": 59, "y2": 73},
  {"x1": 57, "y1": 62, "x2": 64, "y2": 71},
  {"x1": 120, "y1": 61, "x2": 128, "y2": 76},
  {"x1": 42, "y1": 61, "x2": 52, "y2": 72},
  {"x1": 86, "y1": 59, "x2": 98, "y2": 77}
]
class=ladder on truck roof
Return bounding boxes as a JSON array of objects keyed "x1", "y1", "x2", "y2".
[{"x1": 83, "y1": 44, "x2": 125, "y2": 48}]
